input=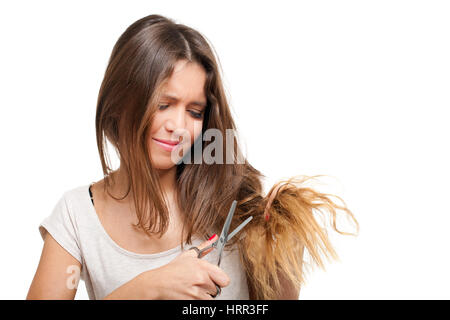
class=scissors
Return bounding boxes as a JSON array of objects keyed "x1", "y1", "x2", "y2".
[{"x1": 189, "y1": 200, "x2": 253, "y2": 298}]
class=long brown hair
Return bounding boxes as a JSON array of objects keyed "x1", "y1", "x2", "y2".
[{"x1": 95, "y1": 14, "x2": 359, "y2": 299}]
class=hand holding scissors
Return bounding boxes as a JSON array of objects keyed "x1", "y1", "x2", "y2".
[{"x1": 188, "y1": 200, "x2": 253, "y2": 298}]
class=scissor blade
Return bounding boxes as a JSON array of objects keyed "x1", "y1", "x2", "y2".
[
  {"x1": 216, "y1": 200, "x2": 237, "y2": 266},
  {"x1": 226, "y1": 216, "x2": 253, "y2": 242},
  {"x1": 218, "y1": 200, "x2": 237, "y2": 246}
]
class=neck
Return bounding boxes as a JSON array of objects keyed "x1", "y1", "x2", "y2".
[
  {"x1": 155, "y1": 166, "x2": 178, "y2": 200},
  {"x1": 111, "y1": 165, "x2": 178, "y2": 202},
  {"x1": 106, "y1": 164, "x2": 185, "y2": 237}
]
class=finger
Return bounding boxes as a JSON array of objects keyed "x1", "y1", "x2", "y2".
[
  {"x1": 198, "y1": 281, "x2": 220, "y2": 299},
  {"x1": 205, "y1": 264, "x2": 230, "y2": 289},
  {"x1": 201, "y1": 291, "x2": 215, "y2": 300},
  {"x1": 186, "y1": 234, "x2": 218, "y2": 258}
]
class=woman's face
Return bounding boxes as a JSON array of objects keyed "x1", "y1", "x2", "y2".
[{"x1": 148, "y1": 60, "x2": 207, "y2": 170}]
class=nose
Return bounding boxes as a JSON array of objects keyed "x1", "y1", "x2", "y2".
[{"x1": 164, "y1": 105, "x2": 187, "y2": 133}]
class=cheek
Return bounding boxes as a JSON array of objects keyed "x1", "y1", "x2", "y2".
[
  {"x1": 148, "y1": 117, "x2": 160, "y2": 135},
  {"x1": 191, "y1": 120, "x2": 204, "y2": 144}
]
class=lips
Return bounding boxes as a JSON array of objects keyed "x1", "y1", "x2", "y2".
[
  {"x1": 153, "y1": 138, "x2": 180, "y2": 145},
  {"x1": 152, "y1": 138, "x2": 181, "y2": 152}
]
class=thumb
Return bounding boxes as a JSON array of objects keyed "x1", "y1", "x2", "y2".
[{"x1": 187, "y1": 234, "x2": 217, "y2": 259}]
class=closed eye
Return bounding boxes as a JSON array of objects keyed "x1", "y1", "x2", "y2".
[
  {"x1": 189, "y1": 110, "x2": 203, "y2": 119},
  {"x1": 158, "y1": 104, "x2": 203, "y2": 119}
]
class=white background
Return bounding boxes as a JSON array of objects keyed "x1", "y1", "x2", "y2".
[{"x1": 0, "y1": 0, "x2": 449, "y2": 300}]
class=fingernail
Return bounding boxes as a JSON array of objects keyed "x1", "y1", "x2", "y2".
[{"x1": 208, "y1": 234, "x2": 217, "y2": 241}]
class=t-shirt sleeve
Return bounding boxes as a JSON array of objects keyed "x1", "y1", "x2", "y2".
[{"x1": 39, "y1": 193, "x2": 83, "y2": 264}]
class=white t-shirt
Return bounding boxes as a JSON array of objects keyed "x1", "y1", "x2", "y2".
[{"x1": 38, "y1": 184, "x2": 250, "y2": 300}]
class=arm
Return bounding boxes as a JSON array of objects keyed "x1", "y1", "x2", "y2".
[{"x1": 27, "y1": 232, "x2": 81, "y2": 300}]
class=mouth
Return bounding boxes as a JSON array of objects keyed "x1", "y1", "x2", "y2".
[
  {"x1": 152, "y1": 138, "x2": 180, "y2": 152},
  {"x1": 153, "y1": 138, "x2": 180, "y2": 145}
]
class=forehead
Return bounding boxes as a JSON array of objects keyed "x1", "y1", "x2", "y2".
[{"x1": 161, "y1": 60, "x2": 207, "y2": 103}]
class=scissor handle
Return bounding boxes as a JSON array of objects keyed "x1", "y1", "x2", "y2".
[
  {"x1": 213, "y1": 284, "x2": 221, "y2": 298},
  {"x1": 188, "y1": 240, "x2": 217, "y2": 259},
  {"x1": 187, "y1": 243, "x2": 222, "y2": 298}
]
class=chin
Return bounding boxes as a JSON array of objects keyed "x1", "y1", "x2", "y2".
[
  {"x1": 153, "y1": 163, "x2": 177, "y2": 170},
  {"x1": 150, "y1": 156, "x2": 178, "y2": 170},
  {"x1": 149, "y1": 145, "x2": 188, "y2": 170}
]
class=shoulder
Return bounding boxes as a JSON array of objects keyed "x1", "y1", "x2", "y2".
[
  {"x1": 38, "y1": 184, "x2": 93, "y2": 262},
  {"x1": 58, "y1": 184, "x2": 90, "y2": 209},
  {"x1": 48, "y1": 184, "x2": 93, "y2": 226}
]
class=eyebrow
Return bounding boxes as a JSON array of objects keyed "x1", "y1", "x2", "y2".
[{"x1": 161, "y1": 93, "x2": 207, "y2": 108}]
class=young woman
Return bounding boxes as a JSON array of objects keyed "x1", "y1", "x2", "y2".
[{"x1": 27, "y1": 14, "x2": 359, "y2": 300}]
